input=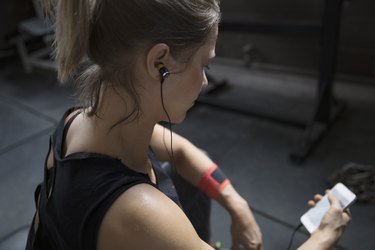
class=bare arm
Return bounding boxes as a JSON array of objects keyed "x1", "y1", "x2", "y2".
[
  {"x1": 150, "y1": 124, "x2": 212, "y2": 184},
  {"x1": 150, "y1": 124, "x2": 263, "y2": 250},
  {"x1": 97, "y1": 184, "x2": 213, "y2": 250}
]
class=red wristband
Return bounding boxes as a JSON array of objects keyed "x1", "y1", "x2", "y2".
[{"x1": 198, "y1": 163, "x2": 230, "y2": 199}]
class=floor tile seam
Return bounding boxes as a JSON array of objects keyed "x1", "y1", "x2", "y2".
[
  {"x1": 0, "y1": 93, "x2": 58, "y2": 125},
  {"x1": 0, "y1": 224, "x2": 29, "y2": 245},
  {"x1": 193, "y1": 102, "x2": 308, "y2": 130},
  {"x1": 0, "y1": 126, "x2": 54, "y2": 156},
  {"x1": 251, "y1": 206, "x2": 300, "y2": 231},
  {"x1": 251, "y1": 206, "x2": 350, "y2": 250}
]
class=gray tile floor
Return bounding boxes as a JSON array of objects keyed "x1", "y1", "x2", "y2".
[{"x1": 0, "y1": 59, "x2": 374, "y2": 249}]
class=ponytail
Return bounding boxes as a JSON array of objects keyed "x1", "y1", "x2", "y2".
[
  {"x1": 43, "y1": 0, "x2": 91, "y2": 81},
  {"x1": 41, "y1": 0, "x2": 220, "y2": 121}
]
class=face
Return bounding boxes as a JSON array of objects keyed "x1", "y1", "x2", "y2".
[{"x1": 162, "y1": 26, "x2": 218, "y2": 123}]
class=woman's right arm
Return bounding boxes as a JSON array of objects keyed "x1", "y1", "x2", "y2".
[
  {"x1": 298, "y1": 192, "x2": 351, "y2": 250},
  {"x1": 97, "y1": 183, "x2": 214, "y2": 250}
]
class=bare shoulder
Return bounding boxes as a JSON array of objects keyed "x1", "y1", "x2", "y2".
[{"x1": 97, "y1": 183, "x2": 213, "y2": 250}]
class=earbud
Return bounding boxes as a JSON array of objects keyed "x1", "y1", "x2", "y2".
[{"x1": 156, "y1": 63, "x2": 170, "y2": 81}]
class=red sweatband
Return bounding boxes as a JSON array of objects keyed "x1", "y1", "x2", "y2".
[{"x1": 198, "y1": 164, "x2": 230, "y2": 199}]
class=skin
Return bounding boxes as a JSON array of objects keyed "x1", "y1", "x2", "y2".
[
  {"x1": 60, "y1": 25, "x2": 350, "y2": 249},
  {"x1": 298, "y1": 191, "x2": 351, "y2": 250}
]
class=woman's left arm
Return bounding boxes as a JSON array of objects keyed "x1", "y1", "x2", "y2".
[{"x1": 151, "y1": 124, "x2": 263, "y2": 250}]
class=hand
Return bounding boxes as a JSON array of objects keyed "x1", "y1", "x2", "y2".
[
  {"x1": 216, "y1": 185, "x2": 263, "y2": 250},
  {"x1": 308, "y1": 191, "x2": 351, "y2": 247},
  {"x1": 230, "y1": 201, "x2": 263, "y2": 250}
]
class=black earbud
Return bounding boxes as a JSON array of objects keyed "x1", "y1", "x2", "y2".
[{"x1": 157, "y1": 63, "x2": 170, "y2": 81}]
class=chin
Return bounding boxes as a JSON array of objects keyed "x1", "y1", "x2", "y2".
[
  {"x1": 161, "y1": 104, "x2": 192, "y2": 124},
  {"x1": 160, "y1": 113, "x2": 186, "y2": 124},
  {"x1": 173, "y1": 114, "x2": 187, "y2": 124}
]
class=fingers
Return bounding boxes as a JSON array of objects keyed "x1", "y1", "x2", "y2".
[
  {"x1": 314, "y1": 194, "x2": 323, "y2": 201},
  {"x1": 307, "y1": 194, "x2": 323, "y2": 208},
  {"x1": 231, "y1": 240, "x2": 263, "y2": 250},
  {"x1": 326, "y1": 191, "x2": 341, "y2": 209},
  {"x1": 326, "y1": 191, "x2": 352, "y2": 228},
  {"x1": 243, "y1": 241, "x2": 263, "y2": 250},
  {"x1": 230, "y1": 236, "x2": 262, "y2": 249},
  {"x1": 344, "y1": 208, "x2": 351, "y2": 216},
  {"x1": 307, "y1": 200, "x2": 315, "y2": 208},
  {"x1": 342, "y1": 208, "x2": 352, "y2": 225}
]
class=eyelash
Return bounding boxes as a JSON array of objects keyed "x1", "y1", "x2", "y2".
[{"x1": 203, "y1": 65, "x2": 211, "y2": 71}]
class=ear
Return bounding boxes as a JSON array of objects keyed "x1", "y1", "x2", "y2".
[{"x1": 146, "y1": 43, "x2": 171, "y2": 81}]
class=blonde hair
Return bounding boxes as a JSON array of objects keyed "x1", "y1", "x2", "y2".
[{"x1": 43, "y1": 0, "x2": 221, "y2": 118}]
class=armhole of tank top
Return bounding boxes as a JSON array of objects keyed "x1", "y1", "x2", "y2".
[
  {"x1": 148, "y1": 147, "x2": 160, "y2": 186},
  {"x1": 44, "y1": 110, "x2": 82, "y2": 200},
  {"x1": 59, "y1": 109, "x2": 82, "y2": 157},
  {"x1": 62, "y1": 110, "x2": 82, "y2": 144},
  {"x1": 29, "y1": 109, "x2": 85, "y2": 240},
  {"x1": 45, "y1": 109, "x2": 81, "y2": 170}
]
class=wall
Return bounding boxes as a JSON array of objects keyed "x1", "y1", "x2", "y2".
[
  {"x1": 216, "y1": 0, "x2": 375, "y2": 80},
  {"x1": 1, "y1": 0, "x2": 374, "y2": 80},
  {"x1": 0, "y1": 0, "x2": 34, "y2": 53}
]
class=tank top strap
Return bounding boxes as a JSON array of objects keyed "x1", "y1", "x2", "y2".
[
  {"x1": 44, "y1": 109, "x2": 82, "y2": 201},
  {"x1": 62, "y1": 110, "x2": 82, "y2": 144}
]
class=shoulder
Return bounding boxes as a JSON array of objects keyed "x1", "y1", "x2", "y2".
[{"x1": 97, "y1": 183, "x2": 212, "y2": 250}]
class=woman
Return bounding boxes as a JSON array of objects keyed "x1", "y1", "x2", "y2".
[{"x1": 26, "y1": 0, "x2": 350, "y2": 249}]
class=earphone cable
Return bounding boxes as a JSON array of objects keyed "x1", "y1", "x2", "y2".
[
  {"x1": 286, "y1": 223, "x2": 303, "y2": 250},
  {"x1": 160, "y1": 79, "x2": 176, "y2": 168}
]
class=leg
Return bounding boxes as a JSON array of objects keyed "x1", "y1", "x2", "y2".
[{"x1": 160, "y1": 162, "x2": 211, "y2": 242}]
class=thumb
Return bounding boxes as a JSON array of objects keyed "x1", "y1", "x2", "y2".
[{"x1": 327, "y1": 191, "x2": 341, "y2": 209}]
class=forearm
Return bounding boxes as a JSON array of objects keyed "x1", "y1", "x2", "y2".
[
  {"x1": 215, "y1": 184, "x2": 249, "y2": 217},
  {"x1": 173, "y1": 138, "x2": 248, "y2": 214},
  {"x1": 170, "y1": 134, "x2": 263, "y2": 249},
  {"x1": 298, "y1": 230, "x2": 337, "y2": 250},
  {"x1": 173, "y1": 137, "x2": 214, "y2": 186},
  {"x1": 151, "y1": 125, "x2": 251, "y2": 215}
]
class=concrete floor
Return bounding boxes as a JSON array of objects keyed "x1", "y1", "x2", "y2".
[{"x1": 0, "y1": 58, "x2": 374, "y2": 249}]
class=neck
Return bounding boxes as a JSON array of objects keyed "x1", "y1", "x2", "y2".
[{"x1": 90, "y1": 87, "x2": 157, "y2": 174}]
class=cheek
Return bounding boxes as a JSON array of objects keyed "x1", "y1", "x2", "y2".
[{"x1": 176, "y1": 67, "x2": 205, "y2": 97}]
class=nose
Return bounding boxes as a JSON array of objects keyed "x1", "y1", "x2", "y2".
[{"x1": 202, "y1": 71, "x2": 209, "y2": 88}]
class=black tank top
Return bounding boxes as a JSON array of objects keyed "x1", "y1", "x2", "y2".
[{"x1": 26, "y1": 107, "x2": 180, "y2": 250}]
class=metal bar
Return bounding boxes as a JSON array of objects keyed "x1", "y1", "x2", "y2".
[
  {"x1": 313, "y1": 0, "x2": 344, "y2": 123},
  {"x1": 219, "y1": 17, "x2": 321, "y2": 38}
]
